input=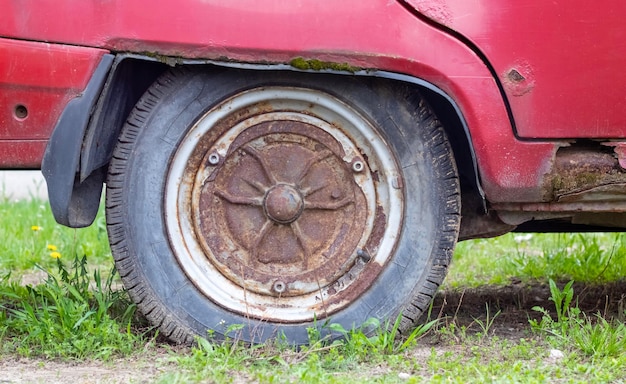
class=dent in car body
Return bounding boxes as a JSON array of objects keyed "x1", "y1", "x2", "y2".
[{"x1": 402, "y1": 0, "x2": 626, "y2": 139}]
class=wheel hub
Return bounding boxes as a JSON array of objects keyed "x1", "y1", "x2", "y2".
[{"x1": 264, "y1": 184, "x2": 304, "y2": 224}]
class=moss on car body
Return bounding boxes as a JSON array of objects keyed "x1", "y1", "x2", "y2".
[{"x1": 289, "y1": 57, "x2": 361, "y2": 73}]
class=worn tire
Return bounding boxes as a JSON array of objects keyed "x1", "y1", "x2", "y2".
[{"x1": 106, "y1": 67, "x2": 460, "y2": 344}]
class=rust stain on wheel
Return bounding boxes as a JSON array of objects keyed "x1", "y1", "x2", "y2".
[
  {"x1": 196, "y1": 120, "x2": 368, "y2": 297},
  {"x1": 165, "y1": 87, "x2": 403, "y2": 322}
]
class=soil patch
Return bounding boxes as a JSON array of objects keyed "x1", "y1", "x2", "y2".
[{"x1": 431, "y1": 280, "x2": 626, "y2": 338}]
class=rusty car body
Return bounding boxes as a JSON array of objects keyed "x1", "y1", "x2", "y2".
[{"x1": 2, "y1": 0, "x2": 625, "y2": 344}]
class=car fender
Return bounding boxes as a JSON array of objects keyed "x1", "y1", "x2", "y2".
[{"x1": 2, "y1": 0, "x2": 559, "y2": 225}]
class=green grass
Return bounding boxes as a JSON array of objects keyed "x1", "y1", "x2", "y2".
[
  {"x1": 0, "y1": 199, "x2": 144, "y2": 359},
  {"x1": 530, "y1": 280, "x2": 626, "y2": 358},
  {"x1": 0, "y1": 255, "x2": 143, "y2": 359},
  {"x1": 2, "y1": 195, "x2": 626, "y2": 382},
  {"x1": 449, "y1": 232, "x2": 626, "y2": 288},
  {"x1": 0, "y1": 198, "x2": 112, "y2": 273}
]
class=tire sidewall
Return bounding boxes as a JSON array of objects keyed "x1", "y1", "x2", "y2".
[{"x1": 111, "y1": 68, "x2": 455, "y2": 343}]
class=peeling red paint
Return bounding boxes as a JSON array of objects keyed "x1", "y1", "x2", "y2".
[
  {"x1": 603, "y1": 142, "x2": 626, "y2": 170},
  {"x1": 502, "y1": 62, "x2": 535, "y2": 97}
]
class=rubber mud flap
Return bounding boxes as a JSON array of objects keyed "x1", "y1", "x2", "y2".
[{"x1": 42, "y1": 54, "x2": 114, "y2": 228}]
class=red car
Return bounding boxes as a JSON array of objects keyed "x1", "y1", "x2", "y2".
[{"x1": 2, "y1": 1, "x2": 625, "y2": 344}]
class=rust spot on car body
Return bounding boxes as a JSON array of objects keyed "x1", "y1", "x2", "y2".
[
  {"x1": 493, "y1": 143, "x2": 626, "y2": 217},
  {"x1": 602, "y1": 142, "x2": 626, "y2": 170},
  {"x1": 502, "y1": 62, "x2": 535, "y2": 96},
  {"x1": 549, "y1": 145, "x2": 626, "y2": 203}
]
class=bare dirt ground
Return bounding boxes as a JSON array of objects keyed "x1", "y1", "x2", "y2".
[
  {"x1": 432, "y1": 280, "x2": 626, "y2": 338},
  {"x1": 0, "y1": 354, "x2": 172, "y2": 384},
  {"x1": 3, "y1": 281, "x2": 625, "y2": 383}
]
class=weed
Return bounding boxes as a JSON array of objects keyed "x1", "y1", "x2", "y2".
[
  {"x1": 472, "y1": 303, "x2": 501, "y2": 341},
  {"x1": 0, "y1": 254, "x2": 143, "y2": 359},
  {"x1": 326, "y1": 314, "x2": 438, "y2": 357},
  {"x1": 530, "y1": 279, "x2": 626, "y2": 357},
  {"x1": 436, "y1": 322, "x2": 466, "y2": 343},
  {"x1": 449, "y1": 233, "x2": 626, "y2": 287}
]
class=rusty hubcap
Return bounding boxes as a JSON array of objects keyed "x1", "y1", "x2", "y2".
[
  {"x1": 165, "y1": 87, "x2": 403, "y2": 322},
  {"x1": 196, "y1": 119, "x2": 368, "y2": 297}
]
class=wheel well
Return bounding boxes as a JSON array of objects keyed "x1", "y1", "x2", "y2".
[
  {"x1": 80, "y1": 57, "x2": 168, "y2": 180},
  {"x1": 419, "y1": 88, "x2": 481, "y2": 206},
  {"x1": 417, "y1": 88, "x2": 498, "y2": 241},
  {"x1": 82, "y1": 60, "x2": 482, "y2": 196}
]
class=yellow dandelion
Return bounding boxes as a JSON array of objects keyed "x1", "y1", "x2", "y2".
[
  {"x1": 46, "y1": 244, "x2": 58, "y2": 251},
  {"x1": 50, "y1": 251, "x2": 61, "y2": 259},
  {"x1": 31, "y1": 225, "x2": 42, "y2": 231}
]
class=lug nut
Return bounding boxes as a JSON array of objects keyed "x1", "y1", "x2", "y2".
[
  {"x1": 208, "y1": 152, "x2": 221, "y2": 165},
  {"x1": 357, "y1": 249, "x2": 371, "y2": 262},
  {"x1": 273, "y1": 280, "x2": 286, "y2": 294},
  {"x1": 352, "y1": 160, "x2": 364, "y2": 173}
]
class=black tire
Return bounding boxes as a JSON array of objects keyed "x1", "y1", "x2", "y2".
[{"x1": 106, "y1": 67, "x2": 460, "y2": 344}]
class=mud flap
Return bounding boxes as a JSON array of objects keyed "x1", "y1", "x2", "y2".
[{"x1": 42, "y1": 54, "x2": 114, "y2": 227}]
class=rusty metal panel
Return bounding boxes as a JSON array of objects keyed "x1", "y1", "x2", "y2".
[
  {"x1": 492, "y1": 144, "x2": 626, "y2": 214},
  {"x1": 550, "y1": 147, "x2": 626, "y2": 203}
]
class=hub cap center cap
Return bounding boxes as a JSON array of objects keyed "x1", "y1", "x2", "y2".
[{"x1": 264, "y1": 184, "x2": 304, "y2": 224}]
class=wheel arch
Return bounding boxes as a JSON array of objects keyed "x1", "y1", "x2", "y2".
[
  {"x1": 42, "y1": 54, "x2": 168, "y2": 227},
  {"x1": 50, "y1": 55, "x2": 484, "y2": 229},
  {"x1": 80, "y1": 55, "x2": 169, "y2": 182}
]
